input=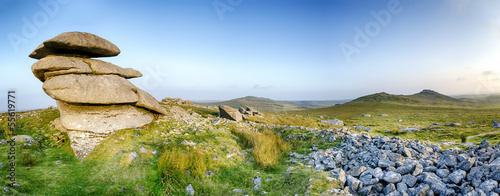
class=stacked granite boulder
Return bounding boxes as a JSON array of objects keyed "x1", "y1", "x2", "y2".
[{"x1": 29, "y1": 32, "x2": 168, "y2": 158}]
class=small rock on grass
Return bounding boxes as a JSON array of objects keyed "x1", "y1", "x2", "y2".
[{"x1": 185, "y1": 184, "x2": 194, "y2": 195}]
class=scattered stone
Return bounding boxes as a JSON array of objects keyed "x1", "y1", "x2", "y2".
[
  {"x1": 252, "y1": 176, "x2": 262, "y2": 185},
  {"x1": 362, "y1": 114, "x2": 371, "y2": 117},
  {"x1": 219, "y1": 105, "x2": 242, "y2": 122},
  {"x1": 479, "y1": 139, "x2": 490, "y2": 149},
  {"x1": 321, "y1": 119, "x2": 344, "y2": 126},
  {"x1": 383, "y1": 171, "x2": 402, "y2": 183},
  {"x1": 233, "y1": 189, "x2": 243, "y2": 192},
  {"x1": 467, "y1": 122, "x2": 476, "y2": 125},
  {"x1": 380, "y1": 114, "x2": 389, "y2": 117},
  {"x1": 493, "y1": 120, "x2": 499, "y2": 128},
  {"x1": 445, "y1": 123, "x2": 461, "y2": 126},
  {"x1": 55, "y1": 160, "x2": 61, "y2": 164},
  {"x1": 181, "y1": 140, "x2": 196, "y2": 146},
  {"x1": 205, "y1": 170, "x2": 214, "y2": 176},
  {"x1": 185, "y1": 184, "x2": 194, "y2": 195}
]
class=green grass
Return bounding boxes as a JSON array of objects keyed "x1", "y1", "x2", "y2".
[
  {"x1": 289, "y1": 102, "x2": 500, "y2": 144},
  {"x1": 0, "y1": 107, "x2": 343, "y2": 195}
]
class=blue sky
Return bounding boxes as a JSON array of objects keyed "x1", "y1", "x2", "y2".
[{"x1": 1, "y1": 0, "x2": 500, "y2": 111}]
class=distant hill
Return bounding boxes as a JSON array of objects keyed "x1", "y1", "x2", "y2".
[
  {"x1": 456, "y1": 94, "x2": 500, "y2": 106},
  {"x1": 350, "y1": 89, "x2": 467, "y2": 106},
  {"x1": 195, "y1": 96, "x2": 309, "y2": 112}
]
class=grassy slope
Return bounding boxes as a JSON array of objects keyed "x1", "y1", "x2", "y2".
[
  {"x1": 196, "y1": 96, "x2": 308, "y2": 112},
  {"x1": 0, "y1": 106, "x2": 341, "y2": 195},
  {"x1": 290, "y1": 102, "x2": 500, "y2": 144}
]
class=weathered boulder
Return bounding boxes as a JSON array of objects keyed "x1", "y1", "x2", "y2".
[
  {"x1": 219, "y1": 105, "x2": 242, "y2": 122},
  {"x1": 56, "y1": 101, "x2": 154, "y2": 134},
  {"x1": 168, "y1": 105, "x2": 191, "y2": 119},
  {"x1": 31, "y1": 56, "x2": 142, "y2": 82},
  {"x1": 135, "y1": 89, "x2": 168, "y2": 115},
  {"x1": 31, "y1": 56, "x2": 93, "y2": 82},
  {"x1": 29, "y1": 31, "x2": 120, "y2": 59},
  {"x1": 85, "y1": 58, "x2": 142, "y2": 78},
  {"x1": 43, "y1": 74, "x2": 139, "y2": 104}
]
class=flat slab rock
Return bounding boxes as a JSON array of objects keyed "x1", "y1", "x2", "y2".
[
  {"x1": 56, "y1": 101, "x2": 154, "y2": 134},
  {"x1": 136, "y1": 89, "x2": 168, "y2": 115},
  {"x1": 29, "y1": 31, "x2": 120, "y2": 59},
  {"x1": 31, "y1": 56, "x2": 142, "y2": 82},
  {"x1": 43, "y1": 74, "x2": 139, "y2": 104}
]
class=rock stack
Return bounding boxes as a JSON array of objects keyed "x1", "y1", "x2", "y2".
[{"x1": 30, "y1": 32, "x2": 168, "y2": 158}]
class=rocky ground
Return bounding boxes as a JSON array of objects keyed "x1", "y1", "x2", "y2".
[{"x1": 287, "y1": 129, "x2": 500, "y2": 196}]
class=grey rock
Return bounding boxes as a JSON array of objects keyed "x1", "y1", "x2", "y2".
[
  {"x1": 479, "y1": 140, "x2": 490, "y2": 149},
  {"x1": 413, "y1": 163, "x2": 423, "y2": 176},
  {"x1": 446, "y1": 123, "x2": 461, "y2": 126},
  {"x1": 57, "y1": 101, "x2": 153, "y2": 134},
  {"x1": 491, "y1": 170, "x2": 500, "y2": 181},
  {"x1": 31, "y1": 56, "x2": 93, "y2": 82},
  {"x1": 479, "y1": 180, "x2": 498, "y2": 192},
  {"x1": 458, "y1": 157, "x2": 475, "y2": 171},
  {"x1": 358, "y1": 186, "x2": 372, "y2": 195},
  {"x1": 43, "y1": 74, "x2": 139, "y2": 104},
  {"x1": 29, "y1": 31, "x2": 121, "y2": 59},
  {"x1": 437, "y1": 154, "x2": 458, "y2": 167},
  {"x1": 219, "y1": 105, "x2": 243, "y2": 122},
  {"x1": 12, "y1": 135, "x2": 36, "y2": 144},
  {"x1": 379, "y1": 159, "x2": 395, "y2": 168},
  {"x1": 383, "y1": 171, "x2": 402, "y2": 183},
  {"x1": 493, "y1": 120, "x2": 499, "y2": 128},
  {"x1": 395, "y1": 161, "x2": 417, "y2": 175},
  {"x1": 337, "y1": 169, "x2": 346, "y2": 186},
  {"x1": 418, "y1": 172, "x2": 447, "y2": 194},
  {"x1": 253, "y1": 184, "x2": 261, "y2": 190},
  {"x1": 321, "y1": 119, "x2": 344, "y2": 126},
  {"x1": 347, "y1": 176, "x2": 362, "y2": 192},
  {"x1": 135, "y1": 89, "x2": 168, "y2": 115},
  {"x1": 397, "y1": 182, "x2": 408, "y2": 192},
  {"x1": 232, "y1": 189, "x2": 243, "y2": 192},
  {"x1": 436, "y1": 169, "x2": 450, "y2": 178},
  {"x1": 371, "y1": 167, "x2": 384, "y2": 179},
  {"x1": 380, "y1": 114, "x2": 389, "y2": 117},
  {"x1": 185, "y1": 184, "x2": 194, "y2": 195},
  {"x1": 402, "y1": 147, "x2": 413, "y2": 158},
  {"x1": 448, "y1": 169, "x2": 466, "y2": 184},
  {"x1": 252, "y1": 176, "x2": 262, "y2": 185},
  {"x1": 384, "y1": 183, "x2": 396, "y2": 195},
  {"x1": 360, "y1": 174, "x2": 379, "y2": 185},
  {"x1": 423, "y1": 166, "x2": 437, "y2": 173},
  {"x1": 415, "y1": 184, "x2": 430, "y2": 196},
  {"x1": 401, "y1": 174, "x2": 417, "y2": 187},
  {"x1": 328, "y1": 136, "x2": 336, "y2": 143},
  {"x1": 347, "y1": 166, "x2": 366, "y2": 177}
]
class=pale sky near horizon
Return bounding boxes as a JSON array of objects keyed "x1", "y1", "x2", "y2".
[{"x1": 1, "y1": 0, "x2": 500, "y2": 111}]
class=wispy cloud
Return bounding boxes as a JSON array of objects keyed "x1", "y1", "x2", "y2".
[{"x1": 253, "y1": 84, "x2": 271, "y2": 90}]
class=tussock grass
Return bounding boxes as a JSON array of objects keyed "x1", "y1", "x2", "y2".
[
  {"x1": 158, "y1": 146, "x2": 212, "y2": 180},
  {"x1": 231, "y1": 129, "x2": 290, "y2": 169}
]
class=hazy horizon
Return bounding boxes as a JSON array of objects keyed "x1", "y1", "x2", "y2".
[{"x1": 1, "y1": 0, "x2": 500, "y2": 112}]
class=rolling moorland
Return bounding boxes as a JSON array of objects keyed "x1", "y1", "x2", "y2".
[{"x1": 0, "y1": 89, "x2": 499, "y2": 195}]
